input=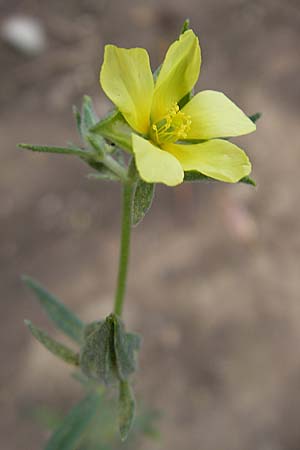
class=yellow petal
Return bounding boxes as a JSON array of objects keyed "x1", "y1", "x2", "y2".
[
  {"x1": 182, "y1": 90, "x2": 256, "y2": 139},
  {"x1": 100, "y1": 45, "x2": 154, "y2": 134},
  {"x1": 164, "y1": 139, "x2": 251, "y2": 183},
  {"x1": 132, "y1": 134, "x2": 184, "y2": 186},
  {"x1": 151, "y1": 30, "x2": 201, "y2": 123}
]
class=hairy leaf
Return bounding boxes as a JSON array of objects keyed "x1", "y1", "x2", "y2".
[
  {"x1": 118, "y1": 381, "x2": 135, "y2": 441},
  {"x1": 18, "y1": 144, "x2": 90, "y2": 159},
  {"x1": 113, "y1": 316, "x2": 140, "y2": 381},
  {"x1": 80, "y1": 319, "x2": 117, "y2": 384},
  {"x1": 25, "y1": 320, "x2": 79, "y2": 366},
  {"x1": 132, "y1": 179, "x2": 155, "y2": 226},
  {"x1": 22, "y1": 276, "x2": 84, "y2": 344}
]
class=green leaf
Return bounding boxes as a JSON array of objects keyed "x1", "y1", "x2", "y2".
[
  {"x1": 25, "y1": 320, "x2": 79, "y2": 366},
  {"x1": 90, "y1": 110, "x2": 133, "y2": 153},
  {"x1": 118, "y1": 381, "x2": 135, "y2": 441},
  {"x1": 45, "y1": 393, "x2": 101, "y2": 450},
  {"x1": 180, "y1": 18, "x2": 190, "y2": 34},
  {"x1": 80, "y1": 319, "x2": 117, "y2": 384},
  {"x1": 22, "y1": 276, "x2": 84, "y2": 345},
  {"x1": 18, "y1": 144, "x2": 91, "y2": 159},
  {"x1": 249, "y1": 112, "x2": 262, "y2": 124},
  {"x1": 184, "y1": 171, "x2": 256, "y2": 186},
  {"x1": 80, "y1": 315, "x2": 141, "y2": 385},
  {"x1": 113, "y1": 316, "x2": 140, "y2": 381},
  {"x1": 132, "y1": 179, "x2": 155, "y2": 226},
  {"x1": 73, "y1": 105, "x2": 82, "y2": 137},
  {"x1": 80, "y1": 96, "x2": 99, "y2": 136}
]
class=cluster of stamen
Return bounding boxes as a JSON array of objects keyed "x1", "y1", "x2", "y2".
[{"x1": 151, "y1": 103, "x2": 191, "y2": 145}]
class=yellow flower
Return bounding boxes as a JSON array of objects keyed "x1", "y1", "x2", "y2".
[{"x1": 100, "y1": 30, "x2": 256, "y2": 186}]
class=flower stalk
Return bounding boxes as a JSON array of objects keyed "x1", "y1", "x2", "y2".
[{"x1": 113, "y1": 178, "x2": 135, "y2": 317}]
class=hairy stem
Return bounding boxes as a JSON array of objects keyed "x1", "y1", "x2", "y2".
[{"x1": 113, "y1": 181, "x2": 135, "y2": 316}]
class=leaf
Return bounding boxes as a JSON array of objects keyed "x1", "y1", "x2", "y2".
[
  {"x1": 113, "y1": 316, "x2": 140, "y2": 381},
  {"x1": 184, "y1": 170, "x2": 256, "y2": 186},
  {"x1": 22, "y1": 276, "x2": 84, "y2": 345},
  {"x1": 118, "y1": 381, "x2": 135, "y2": 441},
  {"x1": 80, "y1": 315, "x2": 141, "y2": 385},
  {"x1": 18, "y1": 144, "x2": 91, "y2": 159},
  {"x1": 80, "y1": 96, "x2": 99, "y2": 137},
  {"x1": 249, "y1": 112, "x2": 262, "y2": 123},
  {"x1": 90, "y1": 110, "x2": 133, "y2": 153},
  {"x1": 80, "y1": 319, "x2": 117, "y2": 385},
  {"x1": 132, "y1": 179, "x2": 155, "y2": 226},
  {"x1": 72, "y1": 105, "x2": 82, "y2": 137},
  {"x1": 25, "y1": 320, "x2": 79, "y2": 366},
  {"x1": 45, "y1": 393, "x2": 101, "y2": 450}
]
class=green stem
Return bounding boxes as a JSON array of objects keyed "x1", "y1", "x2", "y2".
[{"x1": 113, "y1": 181, "x2": 135, "y2": 316}]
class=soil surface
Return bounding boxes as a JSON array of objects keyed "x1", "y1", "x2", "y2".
[{"x1": 1, "y1": 0, "x2": 300, "y2": 449}]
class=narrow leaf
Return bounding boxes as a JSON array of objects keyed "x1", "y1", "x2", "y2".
[
  {"x1": 18, "y1": 144, "x2": 90, "y2": 159},
  {"x1": 249, "y1": 112, "x2": 262, "y2": 123},
  {"x1": 45, "y1": 393, "x2": 101, "y2": 450},
  {"x1": 80, "y1": 95, "x2": 99, "y2": 137},
  {"x1": 22, "y1": 276, "x2": 84, "y2": 345},
  {"x1": 118, "y1": 381, "x2": 135, "y2": 441},
  {"x1": 72, "y1": 105, "x2": 82, "y2": 137},
  {"x1": 132, "y1": 179, "x2": 155, "y2": 226},
  {"x1": 25, "y1": 320, "x2": 79, "y2": 366},
  {"x1": 91, "y1": 110, "x2": 133, "y2": 153},
  {"x1": 184, "y1": 170, "x2": 256, "y2": 186}
]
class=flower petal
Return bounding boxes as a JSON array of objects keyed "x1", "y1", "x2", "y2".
[
  {"x1": 182, "y1": 90, "x2": 256, "y2": 140},
  {"x1": 164, "y1": 139, "x2": 251, "y2": 183},
  {"x1": 151, "y1": 30, "x2": 201, "y2": 123},
  {"x1": 132, "y1": 134, "x2": 184, "y2": 186},
  {"x1": 100, "y1": 45, "x2": 154, "y2": 134}
]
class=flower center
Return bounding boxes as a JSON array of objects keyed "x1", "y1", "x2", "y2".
[{"x1": 151, "y1": 103, "x2": 191, "y2": 144}]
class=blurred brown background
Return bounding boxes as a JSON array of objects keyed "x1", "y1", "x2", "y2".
[{"x1": 1, "y1": 0, "x2": 300, "y2": 449}]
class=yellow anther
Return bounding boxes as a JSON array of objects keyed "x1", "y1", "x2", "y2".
[{"x1": 151, "y1": 103, "x2": 191, "y2": 144}]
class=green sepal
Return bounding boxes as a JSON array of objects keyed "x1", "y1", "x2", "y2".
[
  {"x1": 249, "y1": 112, "x2": 262, "y2": 124},
  {"x1": 45, "y1": 392, "x2": 101, "y2": 450},
  {"x1": 18, "y1": 143, "x2": 91, "y2": 159},
  {"x1": 90, "y1": 110, "x2": 133, "y2": 153},
  {"x1": 25, "y1": 320, "x2": 79, "y2": 366},
  {"x1": 178, "y1": 88, "x2": 194, "y2": 109},
  {"x1": 180, "y1": 18, "x2": 190, "y2": 34},
  {"x1": 118, "y1": 381, "x2": 135, "y2": 441},
  {"x1": 80, "y1": 315, "x2": 141, "y2": 385},
  {"x1": 22, "y1": 276, "x2": 84, "y2": 345},
  {"x1": 132, "y1": 179, "x2": 155, "y2": 226},
  {"x1": 184, "y1": 171, "x2": 256, "y2": 186}
]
